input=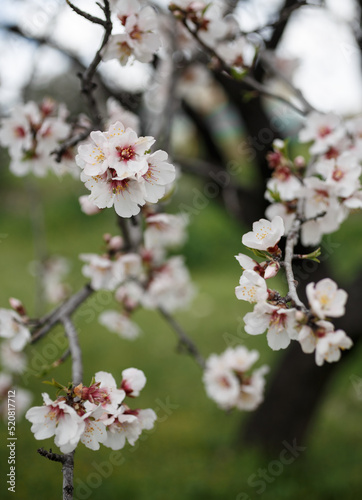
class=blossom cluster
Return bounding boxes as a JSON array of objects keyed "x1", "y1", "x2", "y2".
[
  {"x1": 0, "y1": 98, "x2": 77, "y2": 177},
  {"x1": 0, "y1": 300, "x2": 32, "y2": 420},
  {"x1": 169, "y1": 1, "x2": 255, "y2": 69},
  {"x1": 203, "y1": 346, "x2": 268, "y2": 411},
  {"x1": 79, "y1": 214, "x2": 194, "y2": 340},
  {"x1": 76, "y1": 121, "x2": 176, "y2": 218},
  {"x1": 25, "y1": 369, "x2": 156, "y2": 453},
  {"x1": 104, "y1": 1, "x2": 161, "y2": 65},
  {"x1": 235, "y1": 215, "x2": 353, "y2": 366},
  {"x1": 266, "y1": 112, "x2": 362, "y2": 246}
]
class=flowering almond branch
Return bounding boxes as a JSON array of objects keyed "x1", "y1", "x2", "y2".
[{"x1": 170, "y1": 4, "x2": 311, "y2": 115}]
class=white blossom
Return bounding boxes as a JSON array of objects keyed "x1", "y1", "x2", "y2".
[
  {"x1": 315, "y1": 152, "x2": 361, "y2": 198},
  {"x1": 79, "y1": 254, "x2": 120, "y2": 291},
  {"x1": 235, "y1": 270, "x2": 268, "y2": 303},
  {"x1": 25, "y1": 393, "x2": 85, "y2": 453},
  {"x1": 244, "y1": 302, "x2": 298, "y2": 350},
  {"x1": 99, "y1": 310, "x2": 141, "y2": 340},
  {"x1": 144, "y1": 213, "x2": 188, "y2": 250},
  {"x1": 142, "y1": 256, "x2": 195, "y2": 312},
  {"x1": 306, "y1": 278, "x2": 347, "y2": 319},
  {"x1": 315, "y1": 330, "x2": 353, "y2": 366},
  {"x1": 0, "y1": 309, "x2": 30, "y2": 351},
  {"x1": 299, "y1": 112, "x2": 346, "y2": 155},
  {"x1": 121, "y1": 368, "x2": 146, "y2": 397},
  {"x1": 242, "y1": 216, "x2": 284, "y2": 251},
  {"x1": 203, "y1": 347, "x2": 268, "y2": 411}
]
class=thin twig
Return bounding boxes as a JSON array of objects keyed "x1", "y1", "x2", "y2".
[
  {"x1": 178, "y1": 15, "x2": 308, "y2": 116},
  {"x1": 52, "y1": 348, "x2": 71, "y2": 368},
  {"x1": 258, "y1": 51, "x2": 315, "y2": 113},
  {"x1": 117, "y1": 215, "x2": 142, "y2": 253},
  {"x1": 52, "y1": 126, "x2": 93, "y2": 163},
  {"x1": 158, "y1": 307, "x2": 206, "y2": 369},
  {"x1": 62, "y1": 316, "x2": 83, "y2": 385},
  {"x1": 242, "y1": 74, "x2": 306, "y2": 115},
  {"x1": 66, "y1": 0, "x2": 106, "y2": 26},
  {"x1": 72, "y1": 0, "x2": 112, "y2": 128},
  {"x1": 31, "y1": 284, "x2": 93, "y2": 343}
]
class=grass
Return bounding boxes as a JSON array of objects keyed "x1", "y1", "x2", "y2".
[{"x1": 1, "y1": 168, "x2": 362, "y2": 500}]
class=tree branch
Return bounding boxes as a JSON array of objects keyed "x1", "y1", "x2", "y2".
[
  {"x1": 37, "y1": 447, "x2": 65, "y2": 463},
  {"x1": 66, "y1": 0, "x2": 107, "y2": 26},
  {"x1": 52, "y1": 126, "x2": 93, "y2": 163},
  {"x1": 158, "y1": 307, "x2": 206, "y2": 369},
  {"x1": 283, "y1": 216, "x2": 308, "y2": 312},
  {"x1": 68, "y1": 0, "x2": 113, "y2": 128},
  {"x1": 31, "y1": 284, "x2": 93, "y2": 343},
  {"x1": 177, "y1": 16, "x2": 308, "y2": 115},
  {"x1": 62, "y1": 316, "x2": 83, "y2": 385}
]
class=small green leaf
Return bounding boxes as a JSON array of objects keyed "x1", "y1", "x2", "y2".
[
  {"x1": 266, "y1": 187, "x2": 281, "y2": 203},
  {"x1": 42, "y1": 378, "x2": 67, "y2": 390}
]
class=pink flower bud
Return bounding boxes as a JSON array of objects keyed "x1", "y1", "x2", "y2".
[
  {"x1": 108, "y1": 236, "x2": 124, "y2": 252},
  {"x1": 295, "y1": 310, "x2": 306, "y2": 322},
  {"x1": 121, "y1": 368, "x2": 146, "y2": 397},
  {"x1": 9, "y1": 297, "x2": 27, "y2": 316},
  {"x1": 79, "y1": 195, "x2": 102, "y2": 215},
  {"x1": 294, "y1": 155, "x2": 306, "y2": 168},
  {"x1": 264, "y1": 261, "x2": 280, "y2": 279}
]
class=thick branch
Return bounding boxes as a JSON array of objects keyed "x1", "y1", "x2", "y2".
[
  {"x1": 62, "y1": 451, "x2": 75, "y2": 500},
  {"x1": 158, "y1": 307, "x2": 206, "y2": 369},
  {"x1": 37, "y1": 448, "x2": 75, "y2": 500},
  {"x1": 37, "y1": 448, "x2": 65, "y2": 463}
]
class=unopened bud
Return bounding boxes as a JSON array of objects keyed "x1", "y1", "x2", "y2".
[
  {"x1": 264, "y1": 261, "x2": 280, "y2": 279},
  {"x1": 40, "y1": 97, "x2": 56, "y2": 116},
  {"x1": 273, "y1": 139, "x2": 285, "y2": 150},
  {"x1": 9, "y1": 297, "x2": 27, "y2": 316},
  {"x1": 108, "y1": 236, "x2": 124, "y2": 252},
  {"x1": 103, "y1": 233, "x2": 112, "y2": 244},
  {"x1": 79, "y1": 195, "x2": 102, "y2": 215},
  {"x1": 294, "y1": 155, "x2": 306, "y2": 168},
  {"x1": 295, "y1": 310, "x2": 306, "y2": 322}
]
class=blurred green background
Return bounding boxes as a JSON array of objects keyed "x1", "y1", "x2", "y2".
[{"x1": 1, "y1": 160, "x2": 362, "y2": 500}]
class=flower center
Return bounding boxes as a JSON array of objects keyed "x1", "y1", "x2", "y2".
[
  {"x1": 270, "y1": 311, "x2": 286, "y2": 331},
  {"x1": 255, "y1": 226, "x2": 271, "y2": 240},
  {"x1": 318, "y1": 126, "x2": 332, "y2": 138},
  {"x1": 14, "y1": 126, "x2": 26, "y2": 138},
  {"x1": 116, "y1": 145, "x2": 135, "y2": 162},
  {"x1": 332, "y1": 168, "x2": 344, "y2": 181}
]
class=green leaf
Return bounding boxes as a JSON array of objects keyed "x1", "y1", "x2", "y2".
[
  {"x1": 230, "y1": 67, "x2": 248, "y2": 81},
  {"x1": 42, "y1": 378, "x2": 67, "y2": 390},
  {"x1": 248, "y1": 248, "x2": 269, "y2": 259},
  {"x1": 266, "y1": 187, "x2": 281, "y2": 203}
]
